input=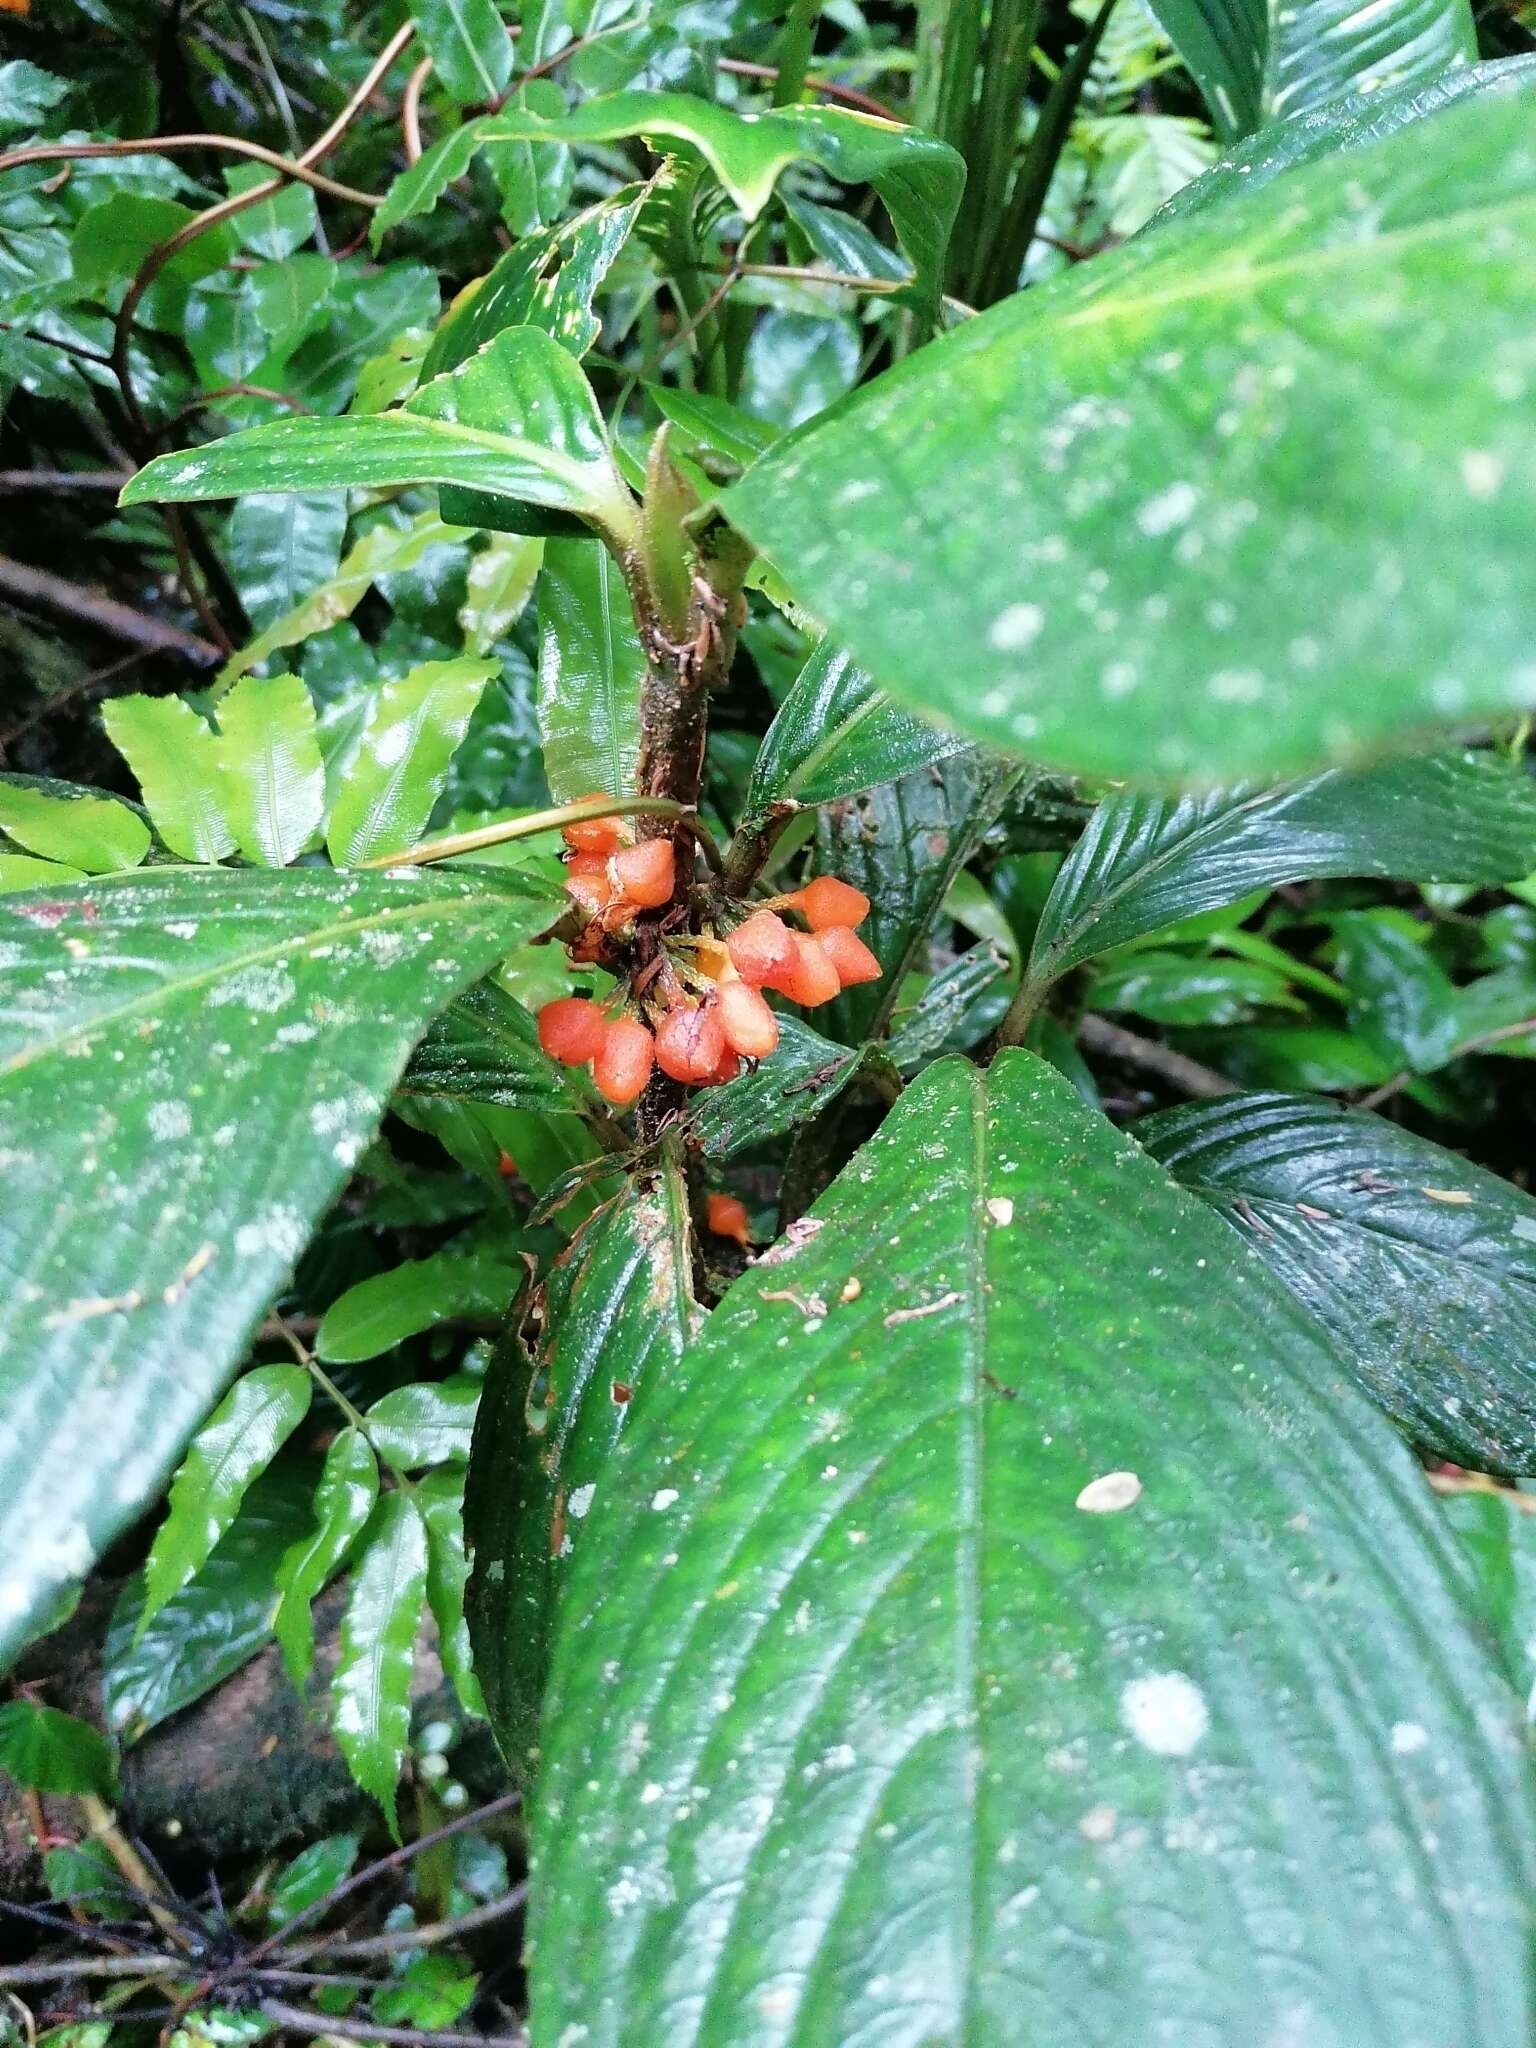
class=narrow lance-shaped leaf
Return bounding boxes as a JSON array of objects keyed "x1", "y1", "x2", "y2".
[
  {"x1": 334, "y1": 1490, "x2": 429, "y2": 1836},
  {"x1": 537, "y1": 539, "x2": 645, "y2": 804},
  {"x1": 1139, "y1": 1089, "x2": 1536, "y2": 1474},
  {"x1": 316, "y1": 1251, "x2": 523, "y2": 1364},
  {"x1": 102, "y1": 694, "x2": 235, "y2": 862},
  {"x1": 273, "y1": 1428, "x2": 379, "y2": 1688},
  {"x1": 1146, "y1": 0, "x2": 1476, "y2": 139},
  {"x1": 326, "y1": 658, "x2": 497, "y2": 866},
  {"x1": 419, "y1": 1467, "x2": 486, "y2": 1719},
  {"x1": 467, "y1": 1154, "x2": 701, "y2": 1770},
  {"x1": 1027, "y1": 749, "x2": 1536, "y2": 996},
  {"x1": 217, "y1": 673, "x2": 326, "y2": 868},
  {"x1": 531, "y1": 1052, "x2": 1534, "y2": 2048},
  {"x1": 122, "y1": 329, "x2": 639, "y2": 550},
  {"x1": 0, "y1": 861, "x2": 560, "y2": 1670},
  {"x1": 724, "y1": 93, "x2": 1536, "y2": 785},
  {"x1": 141, "y1": 1362, "x2": 312, "y2": 1624},
  {"x1": 0, "y1": 776, "x2": 150, "y2": 874}
]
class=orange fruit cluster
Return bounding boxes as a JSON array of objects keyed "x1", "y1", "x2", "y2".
[{"x1": 540, "y1": 794, "x2": 881, "y2": 1108}]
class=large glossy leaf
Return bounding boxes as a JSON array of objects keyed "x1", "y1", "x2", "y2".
[
  {"x1": 742, "y1": 639, "x2": 973, "y2": 826},
  {"x1": 122, "y1": 328, "x2": 638, "y2": 548},
  {"x1": 467, "y1": 1154, "x2": 700, "y2": 1770},
  {"x1": 1146, "y1": 0, "x2": 1476, "y2": 138},
  {"x1": 1140, "y1": 1089, "x2": 1536, "y2": 1473},
  {"x1": 725, "y1": 93, "x2": 1536, "y2": 786},
  {"x1": 1162, "y1": 55, "x2": 1536, "y2": 221},
  {"x1": 334, "y1": 1490, "x2": 430, "y2": 1835},
  {"x1": 226, "y1": 493, "x2": 348, "y2": 632},
  {"x1": 1027, "y1": 750, "x2": 1536, "y2": 997},
  {"x1": 0, "y1": 862, "x2": 559, "y2": 1670},
  {"x1": 531, "y1": 1053, "x2": 1535, "y2": 2046},
  {"x1": 374, "y1": 94, "x2": 964, "y2": 313},
  {"x1": 325, "y1": 657, "x2": 496, "y2": 866},
  {"x1": 536, "y1": 538, "x2": 645, "y2": 803},
  {"x1": 141, "y1": 1362, "x2": 312, "y2": 1622}
]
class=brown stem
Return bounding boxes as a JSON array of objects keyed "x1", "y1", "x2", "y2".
[
  {"x1": 261, "y1": 2002, "x2": 526, "y2": 2048},
  {"x1": 0, "y1": 137, "x2": 383, "y2": 208},
  {"x1": 0, "y1": 470, "x2": 131, "y2": 492},
  {"x1": 0, "y1": 556, "x2": 220, "y2": 663},
  {"x1": 1076, "y1": 1015, "x2": 1238, "y2": 1100}
]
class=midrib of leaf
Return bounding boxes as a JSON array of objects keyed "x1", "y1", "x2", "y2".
[
  {"x1": 349, "y1": 698, "x2": 446, "y2": 863},
  {"x1": 444, "y1": 0, "x2": 499, "y2": 99},
  {"x1": 355, "y1": 1500, "x2": 416, "y2": 1751},
  {"x1": 378, "y1": 410, "x2": 607, "y2": 508},
  {"x1": 0, "y1": 893, "x2": 498, "y2": 1077},
  {"x1": 1057, "y1": 189, "x2": 1536, "y2": 334},
  {"x1": 779, "y1": 687, "x2": 886, "y2": 806}
]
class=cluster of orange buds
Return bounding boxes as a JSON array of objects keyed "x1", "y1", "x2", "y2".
[
  {"x1": 539, "y1": 795, "x2": 881, "y2": 1109},
  {"x1": 559, "y1": 793, "x2": 675, "y2": 960}
]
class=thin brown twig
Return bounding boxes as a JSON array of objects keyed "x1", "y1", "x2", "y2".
[
  {"x1": 715, "y1": 55, "x2": 901, "y2": 121},
  {"x1": 1427, "y1": 1470, "x2": 1536, "y2": 1513},
  {"x1": 290, "y1": 1885, "x2": 529, "y2": 1963},
  {"x1": 261, "y1": 2001, "x2": 527, "y2": 2048},
  {"x1": 0, "y1": 137, "x2": 382, "y2": 208},
  {"x1": 402, "y1": 55, "x2": 433, "y2": 164},
  {"x1": 1076, "y1": 1014, "x2": 1238, "y2": 1100},
  {"x1": 1357, "y1": 1013, "x2": 1536, "y2": 1112},
  {"x1": 0, "y1": 647, "x2": 152, "y2": 750},
  {"x1": 0, "y1": 556, "x2": 220, "y2": 663},
  {"x1": 0, "y1": 469, "x2": 131, "y2": 492},
  {"x1": 162, "y1": 383, "x2": 311, "y2": 429}
]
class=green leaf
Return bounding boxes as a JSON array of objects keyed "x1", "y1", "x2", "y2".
[
  {"x1": 816, "y1": 754, "x2": 1015, "y2": 1042},
  {"x1": 218, "y1": 511, "x2": 467, "y2": 690},
  {"x1": 102, "y1": 694, "x2": 236, "y2": 863},
  {"x1": 743, "y1": 639, "x2": 973, "y2": 824},
  {"x1": 217, "y1": 674, "x2": 327, "y2": 868},
  {"x1": 273, "y1": 1429, "x2": 379, "y2": 1688},
  {"x1": 1162, "y1": 55, "x2": 1536, "y2": 222},
  {"x1": 531, "y1": 1053, "x2": 1534, "y2": 2047},
  {"x1": 316, "y1": 1251, "x2": 522, "y2": 1363},
  {"x1": 0, "y1": 853, "x2": 90, "y2": 892},
  {"x1": 326, "y1": 657, "x2": 497, "y2": 866},
  {"x1": 690, "y1": 1013, "x2": 865, "y2": 1161},
  {"x1": 886, "y1": 940, "x2": 1011, "y2": 1065},
  {"x1": 406, "y1": 0, "x2": 512, "y2": 105},
  {"x1": 123, "y1": 329, "x2": 638, "y2": 548},
  {"x1": 334, "y1": 1490, "x2": 429, "y2": 1836},
  {"x1": 366, "y1": 1375, "x2": 481, "y2": 1469},
  {"x1": 423, "y1": 184, "x2": 650, "y2": 380},
  {"x1": 0, "y1": 776, "x2": 150, "y2": 874},
  {"x1": 418, "y1": 1467, "x2": 486, "y2": 1719},
  {"x1": 226, "y1": 494, "x2": 348, "y2": 634},
  {"x1": 724, "y1": 94, "x2": 1536, "y2": 785},
  {"x1": 225, "y1": 166, "x2": 318, "y2": 263},
  {"x1": 0, "y1": 1702, "x2": 115, "y2": 1797},
  {"x1": 467, "y1": 1157, "x2": 700, "y2": 1770},
  {"x1": 403, "y1": 977, "x2": 583, "y2": 1114},
  {"x1": 1146, "y1": 0, "x2": 1475, "y2": 138},
  {"x1": 1093, "y1": 947, "x2": 1301, "y2": 1025},
  {"x1": 0, "y1": 861, "x2": 558, "y2": 1669},
  {"x1": 1442, "y1": 1487, "x2": 1536, "y2": 1706},
  {"x1": 141, "y1": 1363, "x2": 312, "y2": 1624},
  {"x1": 373, "y1": 1953, "x2": 478, "y2": 2028},
  {"x1": 374, "y1": 94, "x2": 964, "y2": 313},
  {"x1": 646, "y1": 384, "x2": 781, "y2": 469},
  {"x1": 1141, "y1": 1088, "x2": 1536, "y2": 1473},
  {"x1": 105, "y1": 1465, "x2": 317, "y2": 1741},
  {"x1": 266, "y1": 1833, "x2": 361, "y2": 1928},
  {"x1": 536, "y1": 539, "x2": 645, "y2": 804},
  {"x1": 71, "y1": 193, "x2": 236, "y2": 298},
  {"x1": 461, "y1": 533, "x2": 543, "y2": 654},
  {"x1": 1330, "y1": 912, "x2": 1460, "y2": 1071},
  {"x1": 1027, "y1": 751, "x2": 1536, "y2": 999}
]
